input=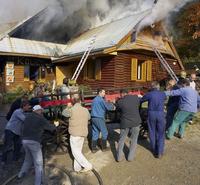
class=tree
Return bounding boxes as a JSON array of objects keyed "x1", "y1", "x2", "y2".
[
  {"x1": 170, "y1": 0, "x2": 200, "y2": 62},
  {"x1": 177, "y1": 1, "x2": 200, "y2": 39}
]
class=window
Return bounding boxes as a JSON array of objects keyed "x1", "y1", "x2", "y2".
[
  {"x1": 131, "y1": 58, "x2": 152, "y2": 81},
  {"x1": 24, "y1": 65, "x2": 46, "y2": 81},
  {"x1": 84, "y1": 60, "x2": 101, "y2": 80}
]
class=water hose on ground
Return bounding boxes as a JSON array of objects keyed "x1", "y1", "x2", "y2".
[{"x1": 2, "y1": 165, "x2": 103, "y2": 185}]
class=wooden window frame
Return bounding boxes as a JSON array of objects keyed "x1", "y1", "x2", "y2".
[
  {"x1": 84, "y1": 60, "x2": 101, "y2": 80},
  {"x1": 131, "y1": 58, "x2": 152, "y2": 82},
  {"x1": 24, "y1": 65, "x2": 46, "y2": 82}
]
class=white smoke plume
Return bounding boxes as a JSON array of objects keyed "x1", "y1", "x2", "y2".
[
  {"x1": 0, "y1": 0, "x2": 195, "y2": 43},
  {"x1": 138, "y1": 0, "x2": 194, "y2": 31}
]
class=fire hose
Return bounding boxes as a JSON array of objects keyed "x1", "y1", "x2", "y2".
[
  {"x1": 2, "y1": 166, "x2": 103, "y2": 185},
  {"x1": 2, "y1": 134, "x2": 103, "y2": 185}
]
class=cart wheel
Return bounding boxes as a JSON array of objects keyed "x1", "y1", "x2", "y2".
[{"x1": 54, "y1": 119, "x2": 70, "y2": 153}]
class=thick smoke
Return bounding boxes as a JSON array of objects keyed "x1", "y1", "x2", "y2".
[
  {"x1": 138, "y1": 0, "x2": 194, "y2": 31},
  {"x1": 0, "y1": 0, "x2": 194, "y2": 43}
]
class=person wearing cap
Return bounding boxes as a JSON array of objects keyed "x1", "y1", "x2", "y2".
[
  {"x1": 116, "y1": 89, "x2": 141, "y2": 162},
  {"x1": 2, "y1": 100, "x2": 30, "y2": 165},
  {"x1": 18, "y1": 105, "x2": 55, "y2": 185},
  {"x1": 140, "y1": 81, "x2": 166, "y2": 158}
]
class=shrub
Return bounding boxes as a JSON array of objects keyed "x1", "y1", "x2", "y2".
[{"x1": 2, "y1": 86, "x2": 26, "y2": 104}]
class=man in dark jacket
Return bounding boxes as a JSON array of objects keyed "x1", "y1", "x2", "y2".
[
  {"x1": 116, "y1": 89, "x2": 141, "y2": 162},
  {"x1": 18, "y1": 105, "x2": 55, "y2": 185},
  {"x1": 166, "y1": 79, "x2": 180, "y2": 130},
  {"x1": 140, "y1": 81, "x2": 166, "y2": 158}
]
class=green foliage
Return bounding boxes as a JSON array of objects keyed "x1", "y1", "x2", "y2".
[
  {"x1": 3, "y1": 85, "x2": 26, "y2": 104},
  {"x1": 169, "y1": 1, "x2": 200, "y2": 63}
]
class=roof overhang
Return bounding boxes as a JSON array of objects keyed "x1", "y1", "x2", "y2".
[
  {"x1": 52, "y1": 46, "x2": 117, "y2": 63},
  {"x1": 0, "y1": 51, "x2": 51, "y2": 59}
]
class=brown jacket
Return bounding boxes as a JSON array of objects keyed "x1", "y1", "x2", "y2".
[{"x1": 67, "y1": 103, "x2": 90, "y2": 137}]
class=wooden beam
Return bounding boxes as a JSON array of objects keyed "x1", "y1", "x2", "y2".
[
  {"x1": 109, "y1": 52, "x2": 118, "y2": 56},
  {"x1": 103, "y1": 47, "x2": 117, "y2": 54}
]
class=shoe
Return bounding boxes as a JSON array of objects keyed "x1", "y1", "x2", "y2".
[
  {"x1": 174, "y1": 133, "x2": 183, "y2": 139},
  {"x1": 127, "y1": 159, "x2": 133, "y2": 162},
  {"x1": 17, "y1": 172, "x2": 26, "y2": 179},
  {"x1": 91, "y1": 140, "x2": 99, "y2": 153},
  {"x1": 116, "y1": 158, "x2": 123, "y2": 162},
  {"x1": 166, "y1": 134, "x2": 171, "y2": 140},
  {"x1": 154, "y1": 154, "x2": 163, "y2": 159},
  {"x1": 178, "y1": 135, "x2": 184, "y2": 139},
  {"x1": 101, "y1": 140, "x2": 109, "y2": 152}
]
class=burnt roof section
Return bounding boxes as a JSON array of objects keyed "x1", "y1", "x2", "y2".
[{"x1": 8, "y1": 7, "x2": 69, "y2": 43}]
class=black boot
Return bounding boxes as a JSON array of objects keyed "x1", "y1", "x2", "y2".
[
  {"x1": 101, "y1": 140, "x2": 109, "y2": 152},
  {"x1": 91, "y1": 140, "x2": 98, "y2": 153}
]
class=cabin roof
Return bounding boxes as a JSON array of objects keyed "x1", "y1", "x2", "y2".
[
  {"x1": 0, "y1": 36, "x2": 66, "y2": 59},
  {"x1": 62, "y1": 10, "x2": 151, "y2": 57}
]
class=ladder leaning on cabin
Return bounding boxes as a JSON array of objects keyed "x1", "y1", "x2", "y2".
[
  {"x1": 152, "y1": 47, "x2": 179, "y2": 82},
  {"x1": 71, "y1": 36, "x2": 96, "y2": 82}
]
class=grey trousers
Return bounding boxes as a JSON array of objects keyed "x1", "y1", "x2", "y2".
[
  {"x1": 18, "y1": 140, "x2": 43, "y2": 185},
  {"x1": 117, "y1": 126, "x2": 140, "y2": 161}
]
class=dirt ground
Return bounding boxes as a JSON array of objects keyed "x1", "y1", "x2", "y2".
[{"x1": 0, "y1": 104, "x2": 200, "y2": 185}]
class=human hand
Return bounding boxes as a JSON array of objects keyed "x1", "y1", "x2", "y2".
[{"x1": 54, "y1": 121, "x2": 59, "y2": 127}]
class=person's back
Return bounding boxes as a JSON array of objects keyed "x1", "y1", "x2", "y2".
[
  {"x1": 140, "y1": 82, "x2": 166, "y2": 158},
  {"x1": 175, "y1": 86, "x2": 198, "y2": 113},
  {"x1": 68, "y1": 103, "x2": 90, "y2": 137},
  {"x1": 117, "y1": 95, "x2": 141, "y2": 128},
  {"x1": 22, "y1": 111, "x2": 55, "y2": 143},
  {"x1": 144, "y1": 90, "x2": 166, "y2": 111},
  {"x1": 6, "y1": 108, "x2": 26, "y2": 136}
]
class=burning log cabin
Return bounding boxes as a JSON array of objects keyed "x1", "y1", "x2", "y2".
[{"x1": 53, "y1": 10, "x2": 184, "y2": 90}]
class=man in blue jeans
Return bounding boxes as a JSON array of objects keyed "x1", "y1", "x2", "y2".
[
  {"x1": 91, "y1": 88, "x2": 114, "y2": 153},
  {"x1": 18, "y1": 105, "x2": 55, "y2": 185},
  {"x1": 2, "y1": 100, "x2": 30, "y2": 165},
  {"x1": 165, "y1": 79, "x2": 199, "y2": 139},
  {"x1": 116, "y1": 89, "x2": 141, "y2": 162},
  {"x1": 140, "y1": 81, "x2": 166, "y2": 158}
]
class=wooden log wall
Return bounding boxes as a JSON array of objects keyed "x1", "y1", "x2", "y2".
[
  {"x1": 78, "y1": 56, "x2": 115, "y2": 90},
  {"x1": 78, "y1": 50, "x2": 182, "y2": 91},
  {"x1": 5, "y1": 65, "x2": 55, "y2": 92}
]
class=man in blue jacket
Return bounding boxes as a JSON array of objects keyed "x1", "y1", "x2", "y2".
[
  {"x1": 140, "y1": 81, "x2": 166, "y2": 158},
  {"x1": 165, "y1": 79, "x2": 199, "y2": 139},
  {"x1": 2, "y1": 100, "x2": 30, "y2": 164},
  {"x1": 91, "y1": 88, "x2": 114, "y2": 153}
]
